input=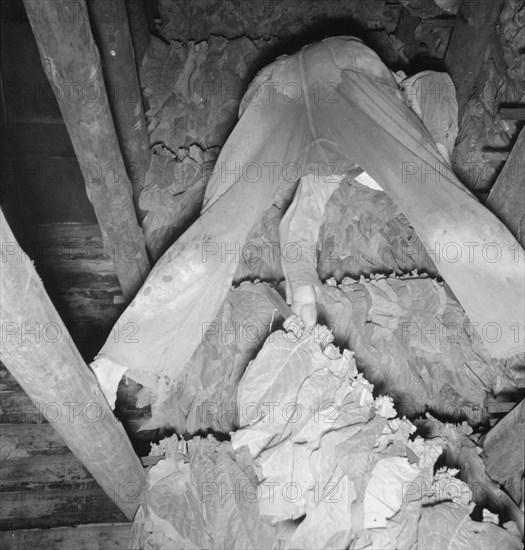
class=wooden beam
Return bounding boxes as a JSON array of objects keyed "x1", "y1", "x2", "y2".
[
  {"x1": 0, "y1": 388, "x2": 152, "y2": 444},
  {"x1": 0, "y1": 484, "x2": 126, "y2": 530},
  {"x1": 1, "y1": 451, "x2": 163, "y2": 483},
  {"x1": 2, "y1": 453, "x2": 92, "y2": 485},
  {"x1": 0, "y1": 390, "x2": 44, "y2": 424},
  {"x1": 13, "y1": 222, "x2": 124, "y2": 359},
  {"x1": 0, "y1": 423, "x2": 69, "y2": 457},
  {"x1": 23, "y1": 0, "x2": 150, "y2": 300},
  {"x1": 486, "y1": 127, "x2": 525, "y2": 247},
  {"x1": 499, "y1": 106, "x2": 525, "y2": 120},
  {"x1": 124, "y1": 0, "x2": 151, "y2": 71},
  {"x1": 444, "y1": 0, "x2": 505, "y2": 117},
  {"x1": 0, "y1": 449, "x2": 161, "y2": 529},
  {"x1": 0, "y1": 209, "x2": 145, "y2": 520},
  {"x1": 0, "y1": 523, "x2": 132, "y2": 550},
  {"x1": 483, "y1": 400, "x2": 525, "y2": 484},
  {"x1": 87, "y1": 0, "x2": 151, "y2": 217}
]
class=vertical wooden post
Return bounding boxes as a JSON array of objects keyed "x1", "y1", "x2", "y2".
[
  {"x1": 23, "y1": 0, "x2": 150, "y2": 300},
  {"x1": 0, "y1": 209, "x2": 145, "y2": 520},
  {"x1": 87, "y1": 0, "x2": 151, "y2": 216}
]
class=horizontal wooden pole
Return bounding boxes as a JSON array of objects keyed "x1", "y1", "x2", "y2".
[
  {"x1": 499, "y1": 107, "x2": 525, "y2": 120},
  {"x1": 0, "y1": 391, "x2": 45, "y2": 424},
  {"x1": 0, "y1": 447, "x2": 163, "y2": 482},
  {"x1": 0, "y1": 423, "x2": 69, "y2": 457},
  {"x1": 0, "y1": 389, "x2": 151, "y2": 430},
  {"x1": 0, "y1": 484, "x2": 126, "y2": 530},
  {"x1": 0, "y1": 451, "x2": 162, "y2": 530},
  {"x1": 0, "y1": 523, "x2": 132, "y2": 550},
  {"x1": 1, "y1": 453, "x2": 92, "y2": 485}
]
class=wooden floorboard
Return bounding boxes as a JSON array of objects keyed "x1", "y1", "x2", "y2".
[{"x1": 0, "y1": 522, "x2": 132, "y2": 549}]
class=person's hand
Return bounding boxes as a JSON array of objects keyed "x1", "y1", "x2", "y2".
[{"x1": 283, "y1": 285, "x2": 317, "y2": 339}]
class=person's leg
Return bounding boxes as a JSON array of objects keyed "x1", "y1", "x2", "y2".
[
  {"x1": 316, "y1": 69, "x2": 524, "y2": 358},
  {"x1": 95, "y1": 88, "x2": 314, "y2": 388}
]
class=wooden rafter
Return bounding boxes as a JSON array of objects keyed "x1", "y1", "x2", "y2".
[
  {"x1": 23, "y1": 0, "x2": 150, "y2": 300},
  {"x1": 0, "y1": 209, "x2": 145, "y2": 520}
]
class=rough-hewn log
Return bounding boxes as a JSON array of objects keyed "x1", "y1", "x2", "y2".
[
  {"x1": 125, "y1": 0, "x2": 151, "y2": 71},
  {"x1": 87, "y1": 0, "x2": 151, "y2": 216},
  {"x1": 444, "y1": 0, "x2": 505, "y2": 117},
  {"x1": 0, "y1": 523, "x2": 132, "y2": 550},
  {"x1": 483, "y1": 400, "x2": 525, "y2": 484},
  {"x1": 0, "y1": 209, "x2": 145, "y2": 519},
  {"x1": 486, "y1": 127, "x2": 525, "y2": 247},
  {"x1": 23, "y1": 0, "x2": 149, "y2": 300}
]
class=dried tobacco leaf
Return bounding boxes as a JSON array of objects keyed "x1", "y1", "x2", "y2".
[
  {"x1": 415, "y1": 414, "x2": 524, "y2": 532},
  {"x1": 140, "y1": 145, "x2": 219, "y2": 260},
  {"x1": 319, "y1": 276, "x2": 506, "y2": 422},
  {"x1": 233, "y1": 326, "x2": 442, "y2": 549},
  {"x1": 418, "y1": 501, "x2": 522, "y2": 550},
  {"x1": 140, "y1": 35, "x2": 271, "y2": 151},
  {"x1": 146, "y1": 282, "x2": 280, "y2": 434},
  {"x1": 133, "y1": 436, "x2": 276, "y2": 549}
]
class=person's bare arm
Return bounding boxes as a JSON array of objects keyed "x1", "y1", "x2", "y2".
[{"x1": 279, "y1": 172, "x2": 343, "y2": 336}]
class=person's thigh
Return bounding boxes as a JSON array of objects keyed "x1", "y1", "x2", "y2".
[{"x1": 316, "y1": 69, "x2": 524, "y2": 358}]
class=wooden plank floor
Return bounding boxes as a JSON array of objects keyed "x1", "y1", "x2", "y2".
[{"x1": 0, "y1": 522, "x2": 132, "y2": 549}]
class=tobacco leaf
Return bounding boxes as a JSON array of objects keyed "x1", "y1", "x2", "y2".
[
  {"x1": 318, "y1": 181, "x2": 439, "y2": 280},
  {"x1": 157, "y1": 0, "x2": 400, "y2": 42},
  {"x1": 132, "y1": 435, "x2": 276, "y2": 549},
  {"x1": 233, "y1": 327, "x2": 441, "y2": 549},
  {"x1": 144, "y1": 272, "x2": 511, "y2": 437},
  {"x1": 234, "y1": 177, "x2": 440, "y2": 284},
  {"x1": 415, "y1": 414, "x2": 524, "y2": 533},
  {"x1": 139, "y1": 438, "x2": 212, "y2": 549},
  {"x1": 418, "y1": 501, "x2": 522, "y2": 550},
  {"x1": 140, "y1": 145, "x2": 219, "y2": 261},
  {"x1": 145, "y1": 282, "x2": 280, "y2": 435},
  {"x1": 141, "y1": 35, "x2": 272, "y2": 151},
  {"x1": 319, "y1": 275, "x2": 508, "y2": 423},
  {"x1": 133, "y1": 324, "x2": 520, "y2": 550},
  {"x1": 452, "y1": 0, "x2": 525, "y2": 191},
  {"x1": 190, "y1": 438, "x2": 276, "y2": 550}
]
